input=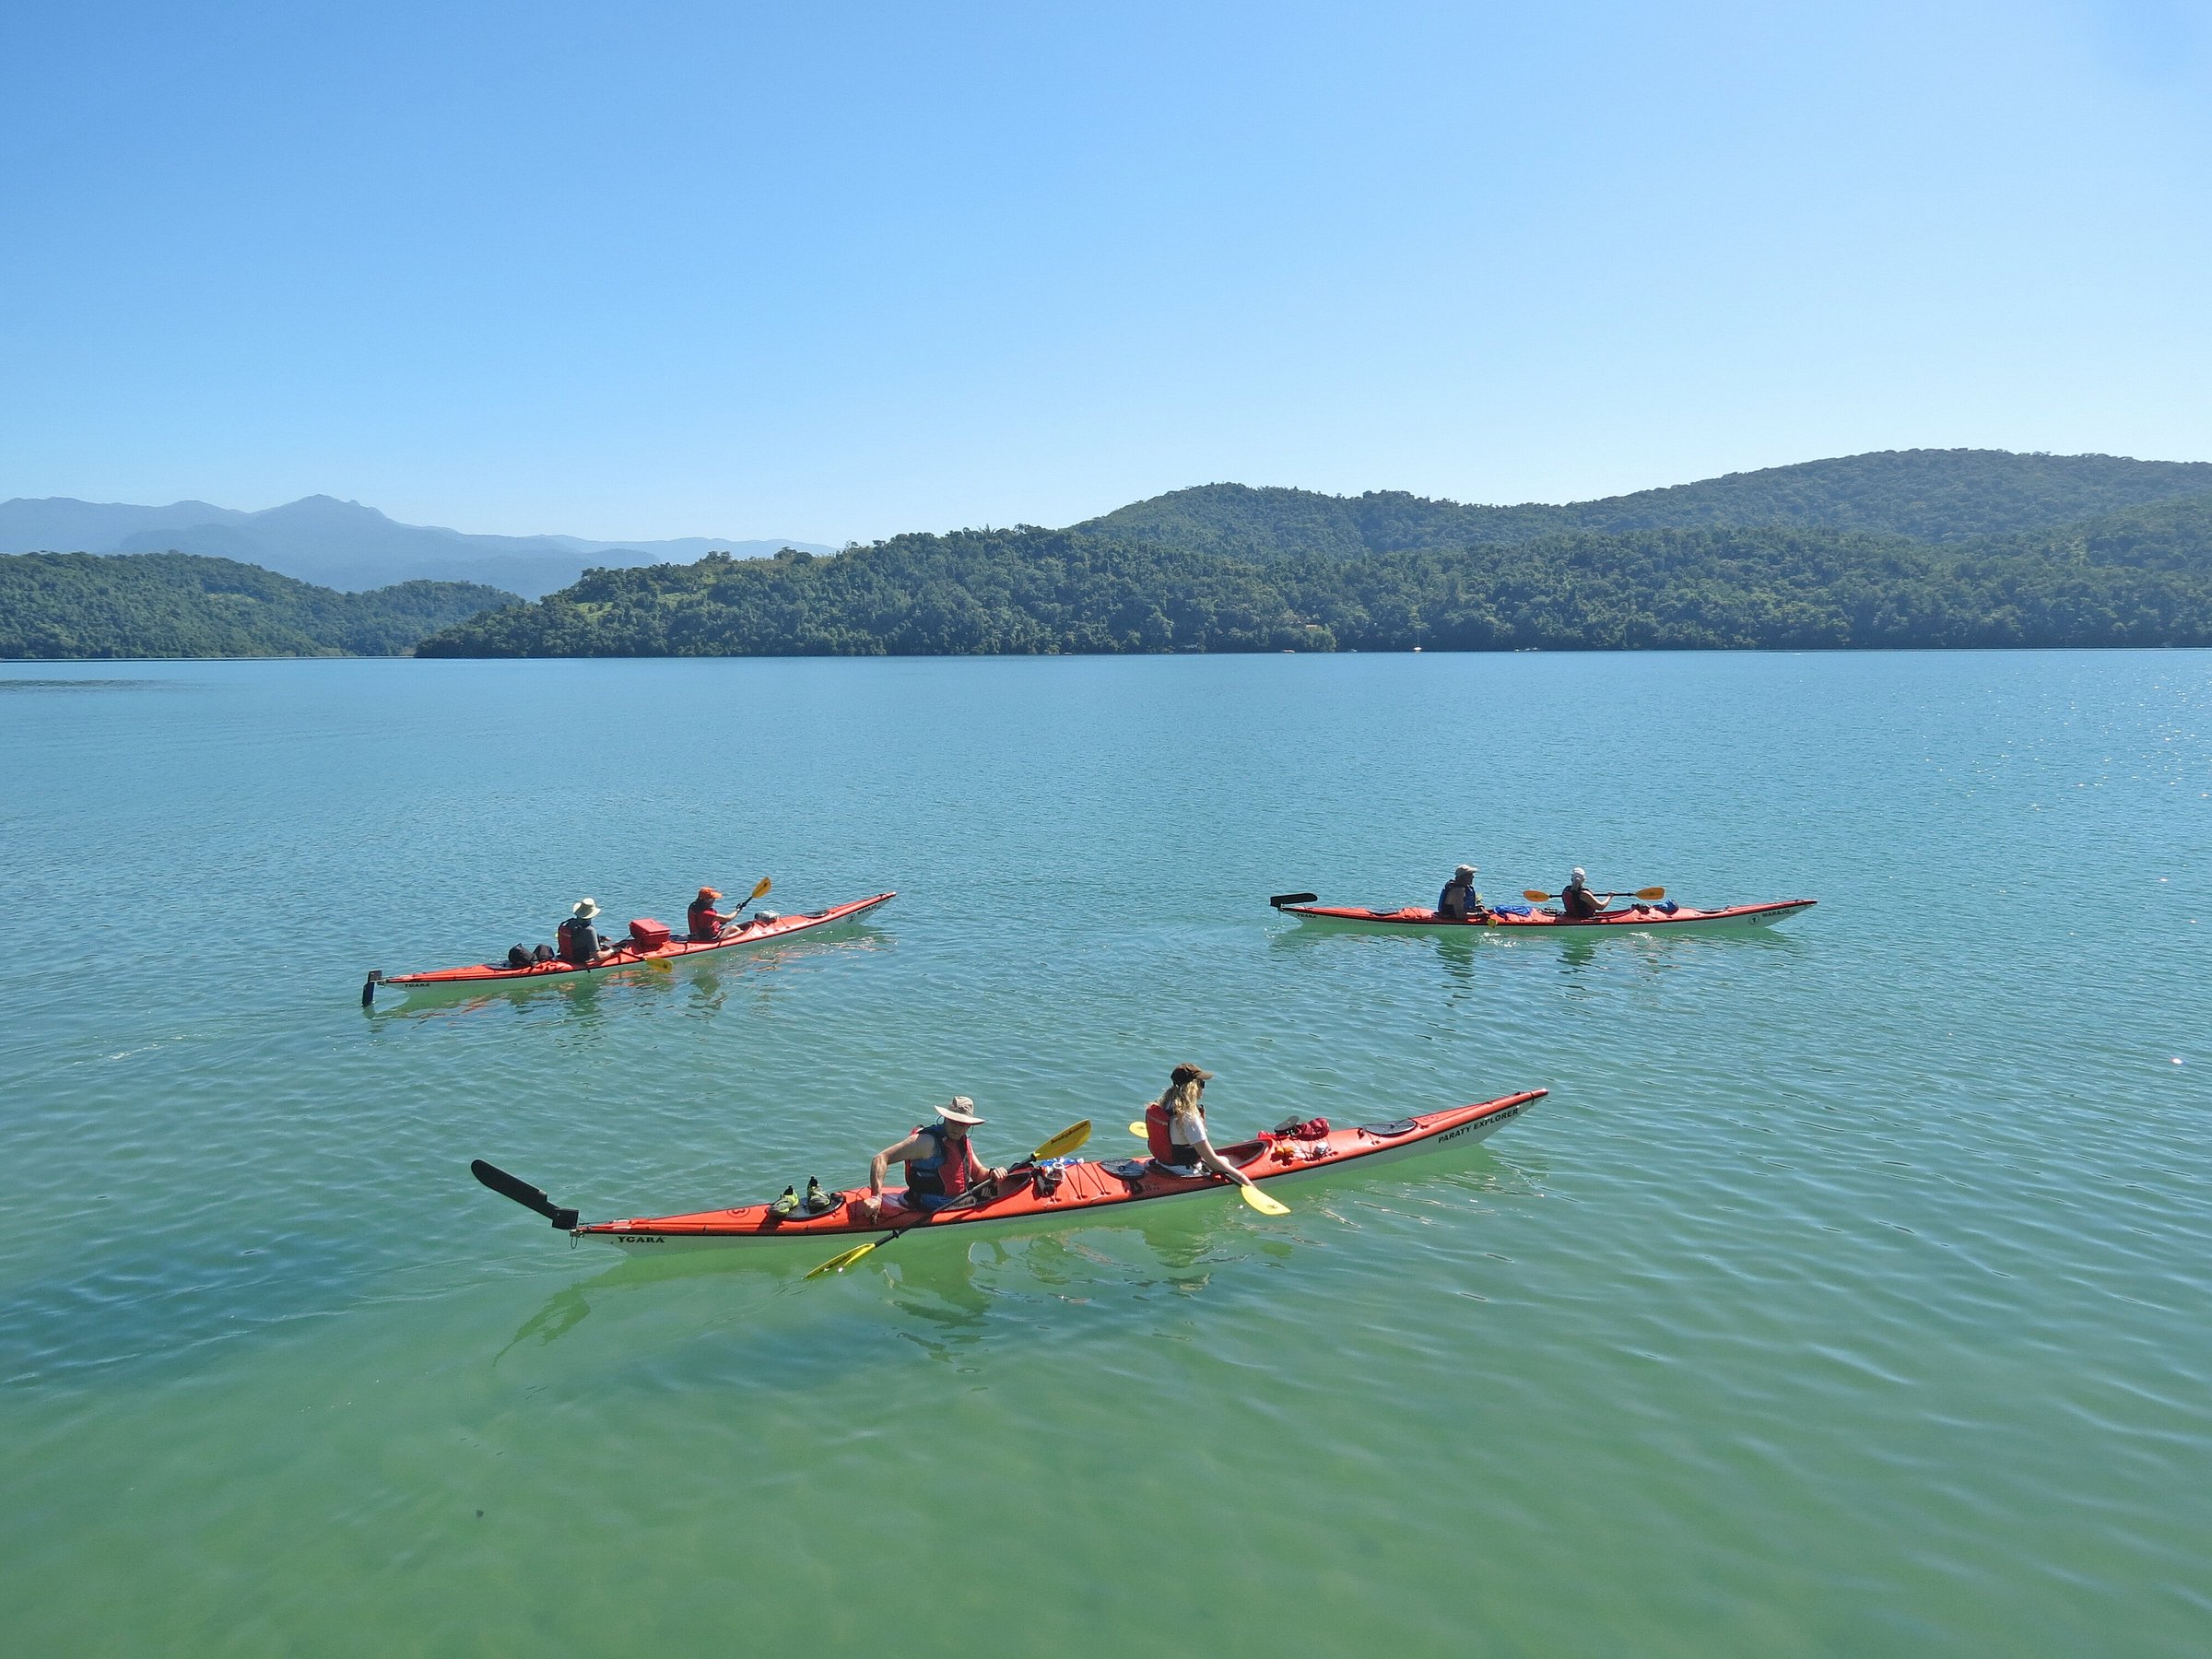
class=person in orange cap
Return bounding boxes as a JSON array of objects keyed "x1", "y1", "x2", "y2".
[{"x1": 687, "y1": 886, "x2": 731, "y2": 941}]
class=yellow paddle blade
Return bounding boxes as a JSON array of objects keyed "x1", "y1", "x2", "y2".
[
  {"x1": 1031, "y1": 1120, "x2": 1091, "y2": 1161},
  {"x1": 1636, "y1": 886, "x2": 1666, "y2": 900},
  {"x1": 1239, "y1": 1183, "x2": 1289, "y2": 1217},
  {"x1": 1524, "y1": 889, "x2": 1554, "y2": 901},
  {"x1": 805, "y1": 1239, "x2": 880, "y2": 1278},
  {"x1": 749, "y1": 877, "x2": 772, "y2": 900},
  {"x1": 1128, "y1": 1121, "x2": 1147, "y2": 1137}
]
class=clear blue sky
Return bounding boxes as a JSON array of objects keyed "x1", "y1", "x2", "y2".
[{"x1": 3, "y1": 1, "x2": 2208, "y2": 544}]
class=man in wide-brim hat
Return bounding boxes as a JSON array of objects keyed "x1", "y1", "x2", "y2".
[{"x1": 849, "y1": 1096, "x2": 1013, "y2": 1222}]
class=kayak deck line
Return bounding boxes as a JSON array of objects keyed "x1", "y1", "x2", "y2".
[
  {"x1": 365, "y1": 891, "x2": 895, "y2": 1002},
  {"x1": 546, "y1": 1090, "x2": 1545, "y2": 1252},
  {"x1": 1277, "y1": 898, "x2": 1816, "y2": 932}
]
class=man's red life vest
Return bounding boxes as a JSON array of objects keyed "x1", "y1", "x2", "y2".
[
  {"x1": 903, "y1": 1123, "x2": 980, "y2": 1200},
  {"x1": 687, "y1": 900, "x2": 726, "y2": 939}
]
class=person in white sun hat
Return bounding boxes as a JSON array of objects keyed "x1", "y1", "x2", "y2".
[
  {"x1": 557, "y1": 899, "x2": 609, "y2": 964},
  {"x1": 1561, "y1": 868, "x2": 1604, "y2": 920},
  {"x1": 851, "y1": 1097, "x2": 1013, "y2": 1222}
]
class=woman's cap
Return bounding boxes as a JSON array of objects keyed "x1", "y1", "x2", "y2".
[
  {"x1": 572, "y1": 899, "x2": 600, "y2": 919},
  {"x1": 1171, "y1": 1063, "x2": 1215, "y2": 1086},
  {"x1": 1571, "y1": 867, "x2": 1585, "y2": 880},
  {"x1": 939, "y1": 1096, "x2": 986, "y2": 1125},
  {"x1": 1454, "y1": 865, "x2": 1477, "y2": 879},
  {"x1": 698, "y1": 886, "x2": 722, "y2": 900}
]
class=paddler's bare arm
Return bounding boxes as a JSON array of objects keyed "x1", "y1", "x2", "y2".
[
  {"x1": 859, "y1": 1136, "x2": 918, "y2": 1221},
  {"x1": 1185, "y1": 1134, "x2": 1258, "y2": 1190},
  {"x1": 867, "y1": 1132, "x2": 931, "y2": 1203}
]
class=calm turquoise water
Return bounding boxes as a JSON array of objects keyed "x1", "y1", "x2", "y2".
[{"x1": 3, "y1": 651, "x2": 2207, "y2": 1655}]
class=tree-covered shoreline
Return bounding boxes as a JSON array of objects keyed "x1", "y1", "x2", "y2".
[
  {"x1": 0, "y1": 551, "x2": 519, "y2": 659},
  {"x1": 416, "y1": 494, "x2": 2212, "y2": 658},
  {"x1": 18, "y1": 453, "x2": 2212, "y2": 660}
]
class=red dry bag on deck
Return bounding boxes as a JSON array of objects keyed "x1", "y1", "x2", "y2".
[{"x1": 629, "y1": 918, "x2": 673, "y2": 950}]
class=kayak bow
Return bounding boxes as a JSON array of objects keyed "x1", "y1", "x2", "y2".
[{"x1": 477, "y1": 1090, "x2": 1544, "y2": 1253}]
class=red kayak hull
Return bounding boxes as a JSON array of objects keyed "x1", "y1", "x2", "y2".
[
  {"x1": 371, "y1": 892, "x2": 895, "y2": 995},
  {"x1": 1280, "y1": 898, "x2": 1815, "y2": 931},
  {"x1": 572, "y1": 1089, "x2": 1545, "y2": 1252}
]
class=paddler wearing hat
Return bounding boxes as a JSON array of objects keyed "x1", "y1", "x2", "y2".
[
  {"x1": 1559, "y1": 867, "x2": 1602, "y2": 920},
  {"x1": 687, "y1": 886, "x2": 732, "y2": 941},
  {"x1": 1437, "y1": 864, "x2": 1488, "y2": 923},
  {"x1": 557, "y1": 899, "x2": 610, "y2": 965},
  {"x1": 1144, "y1": 1064, "x2": 1265, "y2": 1195},
  {"x1": 856, "y1": 1097, "x2": 1012, "y2": 1222}
]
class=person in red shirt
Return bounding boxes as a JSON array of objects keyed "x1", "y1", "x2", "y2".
[{"x1": 687, "y1": 887, "x2": 731, "y2": 941}]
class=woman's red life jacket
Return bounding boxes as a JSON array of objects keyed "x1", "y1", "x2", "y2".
[
  {"x1": 903, "y1": 1124, "x2": 979, "y2": 1200},
  {"x1": 1146, "y1": 1102, "x2": 1203, "y2": 1165},
  {"x1": 687, "y1": 900, "x2": 725, "y2": 939}
]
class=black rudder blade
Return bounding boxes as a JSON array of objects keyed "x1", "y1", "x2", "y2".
[{"x1": 471, "y1": 1159, "x2": 580, "y2": 1229}]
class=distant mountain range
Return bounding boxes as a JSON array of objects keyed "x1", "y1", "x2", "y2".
[
  {"x1": 0, "y1": 494, "x2": 835, "y2": 599},
  {"x1": 15, "y1": 450, "x2": 2212, "y2": 660},
  {"x1": 419, "y1": 449, "x2": 2212, "y2": 658},
  {"x1": 16, "y1": 449, "x2": 2210, "y2": 606}
]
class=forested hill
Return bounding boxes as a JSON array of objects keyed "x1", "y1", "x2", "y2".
[
  {"x1": 0, "y1": 552, "x2": 520, "y2": 659},
  {"x1": 414, "y1": 495, "x2": 2212, "y2": 657},
  {"x1": 1083, "y1": 450, "x2": 2212, "y2": 562}
]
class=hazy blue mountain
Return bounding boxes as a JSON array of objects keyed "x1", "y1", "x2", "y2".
[
  {"x1": 1081, "y1": 450, "x2": 2212, "y2": 562},
  {"x1": 0, "y1": 493, "x2": 834, "y2": 598}
]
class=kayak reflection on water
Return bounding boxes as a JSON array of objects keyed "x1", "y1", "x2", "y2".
[{"x1": 492, "y1": 1196, "x2": 1292, "y2": 1364}]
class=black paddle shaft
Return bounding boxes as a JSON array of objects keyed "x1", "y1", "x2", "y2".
[{"x1": 471, "y1": 1159, "x2": 581, "y2": 1230}]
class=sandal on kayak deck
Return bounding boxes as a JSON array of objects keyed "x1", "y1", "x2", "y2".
[
  {"x1": 802, "y1": 1177, "x2": 841, "y2": 1216},
  {"x1": 770, "y1": 1186, "x2": 800, "y2": 1220}
]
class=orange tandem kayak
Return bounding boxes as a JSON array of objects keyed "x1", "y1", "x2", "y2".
[{"x1": 364, "y1": 891, "x2": 894, "y2": 1003}]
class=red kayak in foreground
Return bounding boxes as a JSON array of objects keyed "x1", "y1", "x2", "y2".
[
  {"x1": 1275, "y1": 897, "x2": 1815, "y2": 933},
  {"x1": 365, "y1": 891, "x2": 895, "y2": 1003},
  {"x1": 471, "y1": 1089, "x2": 1545, "y2": 1252}
]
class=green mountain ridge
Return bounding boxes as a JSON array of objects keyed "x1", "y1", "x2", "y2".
[
  {"x1": 1085, "y1": 449, "x2": 2212, "y2": 560},
  {"x1": 22, "y1": 452, "x2": 2212, "y2": 660},
  {"x1": 0, "y1": 552, "x2": 520, "y2": 659},
  {"x1": 416, "y1": 489, "x2": 2212, "y2": 659}
]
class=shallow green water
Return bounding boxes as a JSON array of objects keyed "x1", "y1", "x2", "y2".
[{"x1": 3, "y1": 651, "x2": 2207, "y2": 1655}]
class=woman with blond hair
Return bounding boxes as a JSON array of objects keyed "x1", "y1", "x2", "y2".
[{"x1": 1142, "y1": 1064, "x2": 1265, "y2": 1196}]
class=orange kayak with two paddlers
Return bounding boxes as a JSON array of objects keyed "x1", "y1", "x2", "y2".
[
  {"x1": 1271, "y1": 894, "x2": 1815, "y2": 932},
  {"x1": 363, "y1": 891, "x2": 895, "y2": 1003},
  {"x1": 469, "y1": 1089, "x2": 1545, "y2": 1252}
]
